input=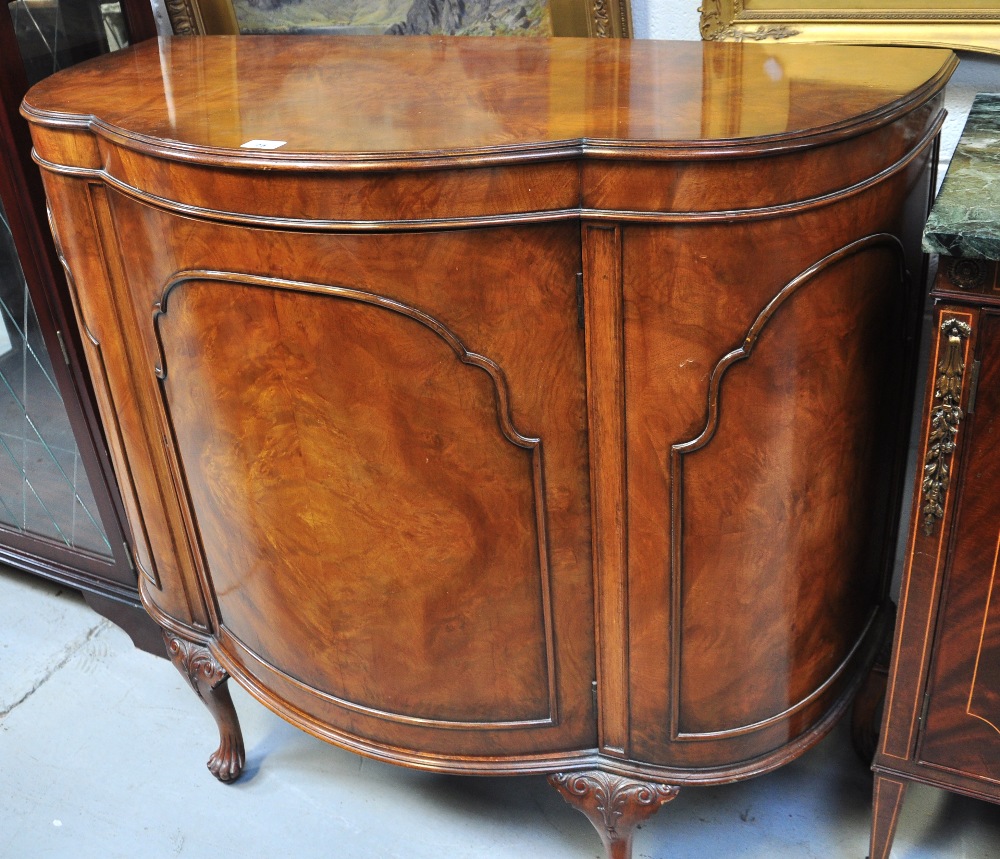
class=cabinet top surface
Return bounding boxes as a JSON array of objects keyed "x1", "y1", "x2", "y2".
[
  {"x1": 23, "y1": 36, "x2": 955, "y2": 165},
  {"x1": 924, "y1": 92, "x2": 1000, "y2": 260}
]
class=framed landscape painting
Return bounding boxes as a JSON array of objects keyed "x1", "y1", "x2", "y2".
[{"x1": 164, "y1": 0, "x2": 631, "y2": 38}]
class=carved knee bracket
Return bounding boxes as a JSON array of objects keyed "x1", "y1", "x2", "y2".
[
  {"x1": 164, "y1": 633, "x2": 246, "y2": 783},
  {"x1": 549, "y1": 770, "x2": 678, "y2": 859}
]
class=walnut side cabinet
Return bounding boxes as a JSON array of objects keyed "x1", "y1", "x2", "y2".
[{"x1": 23, "y1": 37, "x2": 956, "y2": 859}]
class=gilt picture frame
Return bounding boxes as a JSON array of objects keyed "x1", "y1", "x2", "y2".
[
  {"x1": 700, "y1": 0, "x2": 1000, "y2": 55},
  {"x1": 163, "y1": 0, "x2": 631, "y2": 39}
]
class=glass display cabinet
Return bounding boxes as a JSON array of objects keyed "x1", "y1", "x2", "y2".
[{"x1": 0, "y1": 0, "x2": 161, "y2": 652}]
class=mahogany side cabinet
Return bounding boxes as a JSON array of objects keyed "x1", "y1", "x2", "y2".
[
  {"x1": 23, "y1": 36, "x2": 955, "y2": 859},
  {"x1": 871, "y1": 93, "x2": 1000, "y2": 859}
]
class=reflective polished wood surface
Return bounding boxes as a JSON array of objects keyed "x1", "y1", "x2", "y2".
[
  {"x1": 25, "y1": 36, "x2": 956, "y2": 858},
  {"x1": 24, "y1": 36, "x2": 953, "y2": 157}
]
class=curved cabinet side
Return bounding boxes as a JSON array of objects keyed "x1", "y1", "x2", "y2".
[{"x1": 36, "y1": 168, "x2": 210, "y2": 632}]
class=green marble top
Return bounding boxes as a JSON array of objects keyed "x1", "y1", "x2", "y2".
[{"x1": 924, "y1": 93, "x2": 1000, "y2": 260}]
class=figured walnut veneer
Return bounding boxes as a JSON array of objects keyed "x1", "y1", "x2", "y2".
[{"x1": 24, "y1": 36, "x2": 956, "y2": 859}]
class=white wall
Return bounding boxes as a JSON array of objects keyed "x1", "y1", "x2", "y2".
[
  {"x1": 939, "y1": 53, "x2": 1000, "y2": 167},
  {"x1": 629, "y1": 0, "x2": 1000, "y2": 170},
  {"x1": 629, "y1": 0, "x2": 700, "y2": 40}
]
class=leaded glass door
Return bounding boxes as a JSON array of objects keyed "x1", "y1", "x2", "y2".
[{"x1": 0, "y1": 200, "x2": 112, "y2": 557}]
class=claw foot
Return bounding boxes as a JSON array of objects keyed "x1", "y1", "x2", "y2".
[
  {"x1": 164, "y1": 633, "x2": 246, "y2": 783},
  {"x1": 208, "y1": 733, "x2": 245, "y2": 783}
]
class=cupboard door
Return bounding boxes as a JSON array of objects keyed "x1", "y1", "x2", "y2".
[
  {"x1": 107, "y1": 200, "x2": 597, "y2": 756},
  {"x1": 622, "y1": 212, "x2": 917, "y2": 768},
  {"x1": 920, "y1": 309, "x2": 1000, "y2": 785}
]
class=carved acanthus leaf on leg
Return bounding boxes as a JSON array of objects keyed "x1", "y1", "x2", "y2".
[{"x1": 549, "y1": 770, "x2": 678, "y2": 859}]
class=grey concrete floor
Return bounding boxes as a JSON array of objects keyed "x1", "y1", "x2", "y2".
[{"x1": 2, "y1": 566, "x2": 999, "y2": 859}]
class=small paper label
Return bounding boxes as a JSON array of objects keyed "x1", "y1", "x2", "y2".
[{"x1": 240, "y1": 139, "x2": 287, "y2": 150}]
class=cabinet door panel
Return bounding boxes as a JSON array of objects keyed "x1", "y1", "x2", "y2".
[
  {"x1": 157, "y1": 276, "x2": 555, "y2": 725},
  {"x1": 920, "y1": 310, "x2": 1000, "y2": 784},
  {"x1": 109, "y1": 197, "x2": 597, "y2": 755},
  {"x1": 624, "y1": 210, "x2": 913, "y2": 767}
]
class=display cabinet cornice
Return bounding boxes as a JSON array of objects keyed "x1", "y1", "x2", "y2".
[{"x1": 24, "y1": 36, "x2": 955, "y2": 857}]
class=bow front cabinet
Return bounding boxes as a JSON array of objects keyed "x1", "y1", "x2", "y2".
[{"x1": 23, "y1": 36, "x2": 955, "y2": 858}]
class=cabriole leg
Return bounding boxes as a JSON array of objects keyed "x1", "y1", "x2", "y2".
[
  {"x1": 869, "y1": 774, "x2": 908, "y2": 859},
  {"x1": 549, "y1": 770, "x2": 678, "y2": 859},
  {"x1": 163, "y1": 632, "x2": 245, "y2": 783}
]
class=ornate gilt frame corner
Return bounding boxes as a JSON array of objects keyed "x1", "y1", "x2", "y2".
[
  {"x1": 699, "y1": 0, "x2": 1000, "y2": 55},
  {"x1": 585, "y1": 0, "x2": 633, "y2": 37},
  {"x1": 163, "y1": 0, "x2": 198, "y2": 35},
  {"x1": 165, "y1": 0, "x2": 236, "y2": 35},
  {"x1": 166, "y1": 0, "x2": 631, "y2": 38}
]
